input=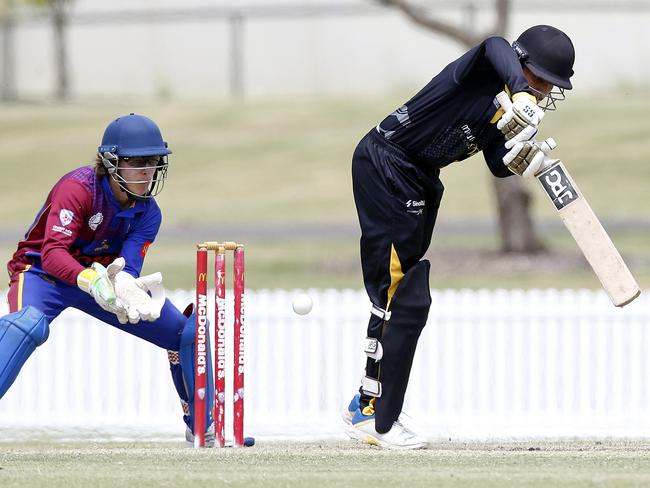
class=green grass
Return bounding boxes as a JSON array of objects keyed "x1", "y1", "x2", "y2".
[
  {"x1": 1, "y1": 91, "x2": 649, "y2": 290},
  {"x1": 139, "y1": 239, "x2": 365, "y2": 290},
  {"x1": 2, "y1": 92, "x2": 649, "y2": 225},
  {"x1": 2, "y1": 440, "x2": 650, "y2": 487}
]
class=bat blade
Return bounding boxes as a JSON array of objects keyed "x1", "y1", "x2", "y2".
[{"x1": 537, "y1": 161, "x2": 641, "y2": 307}]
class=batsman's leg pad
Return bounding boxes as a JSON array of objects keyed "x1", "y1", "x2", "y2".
[
  {"x1": 179, "y1": 304, "x2": 214, "y2": 434},
  {"x1": 374, "y1": 260, "x2": 431, "y2": 433},
  {"x1": 0, "y1": 306, "x2": 50, "y2": 399}
]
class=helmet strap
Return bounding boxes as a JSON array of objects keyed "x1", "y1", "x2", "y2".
[{"x1": 99, "y1": 151, "x2": 119, "y2": 175}]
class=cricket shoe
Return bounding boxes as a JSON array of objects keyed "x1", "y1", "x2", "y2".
[
  {"x1": 185, "y1": 423, "x2": 216, "y2": 448},
  {"x1": 347, "y1": 406, "x2": 428, "y2": 450},
  {"x1": 342, "y1": 393, "x2": 361, "y2": 425},
  {"x1": 342, "y1": 393, "x2": 415, "y2": 426}
]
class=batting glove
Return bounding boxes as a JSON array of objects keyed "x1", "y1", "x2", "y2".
[
  {"x1": 497, "y1": 92, "x2": 544, "y2": 147},
  {"x1": 503, "y1": 137, "x2": 557, "y2": 178}
]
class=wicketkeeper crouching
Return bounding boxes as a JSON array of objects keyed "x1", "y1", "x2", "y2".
[{"x1": 0, "y1": 114, "x2": 214, "y2": 446}]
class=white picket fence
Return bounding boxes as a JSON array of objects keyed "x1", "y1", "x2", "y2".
[{"x1": 1, "y1": 288, "x2": 649, "y2": 441}]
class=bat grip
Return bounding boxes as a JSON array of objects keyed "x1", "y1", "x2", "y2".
[
  {"x1": 496, "y1": 91, "x2": 513, "y2": 111},
  {"x1": 540, "y1": 137, "x2": 557, "y2": 155}
]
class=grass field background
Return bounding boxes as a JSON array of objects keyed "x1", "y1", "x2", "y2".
[
  {"x1": 1, "y1": 91, "x2": 648, "y2": 290},
  {"x1": 1, "y1": 95, "x2": 650, "y2": 487},
  {"x1": 2, "y1": 440, "x2": 650, "y2": 487}
]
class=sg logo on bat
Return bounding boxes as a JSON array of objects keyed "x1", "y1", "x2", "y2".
[{"x1": 538, "y1": 163, "x2": 578, "y2": 210}]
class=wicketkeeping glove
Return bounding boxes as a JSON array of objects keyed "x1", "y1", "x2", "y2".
[
  {"x1": 106, "y1": 257, "x2": 166, "y2": 324},
  {"x1": 77, "y1": 262, "x2": 119, "y2": 313}
]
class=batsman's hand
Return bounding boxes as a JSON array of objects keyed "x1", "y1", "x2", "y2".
[
  {"x1": 503, "y1": 137, "x2": 557, "y2": 178},
  {"x1": 77, "y1": 262, "x2": 121, "y2": 314},
  {"x1": 107, "y1": 257, "x2": 165, "y2": 324},
  {"x1": 497, "y1": 92, "x2": 544, "y2": 147}
]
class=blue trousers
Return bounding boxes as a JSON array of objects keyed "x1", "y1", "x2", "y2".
[{"x1": 7, "y1": 263, "x2": 192, "y2": 426}]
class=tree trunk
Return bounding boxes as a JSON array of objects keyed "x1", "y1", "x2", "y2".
[
  {"x1": 490, "y1": 0, "x2": 543, "y2": 253},
  {"x1": 53, "y1": 4, "x2": 68, "y2": 100},
  {"x1": 493, "y1": 177, "x2": 545, "y2": 253},
  {"x1": 1, "y1": 0, "x2": 16, "y2": 101}
]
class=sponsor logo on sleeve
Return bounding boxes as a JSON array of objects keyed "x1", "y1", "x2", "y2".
[
  {"x1": 52, "y1": 225, "x2": 72, "y2": 236},
  {"x1": 88, "y1": 212, "x2": 103, "y2": 231},
  {"x1": 59, "y1": 209, "x2": 74, "y2": 226},
  {"x1": 50, "y1": 209, "x2": 75, "y2": 236},
  {"x1": 393, "y1": 105, "x2": 411, "y2": 127},
  {"x1": 141, "y1": 241, "x2": 152, "y2": 257}
]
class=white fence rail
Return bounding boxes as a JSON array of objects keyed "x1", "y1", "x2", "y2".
[{"x1": 1, "y1": 289, "x2": 649, "y2": 441}]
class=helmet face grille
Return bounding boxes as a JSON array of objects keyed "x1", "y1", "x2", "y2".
[
  {"x1": 529, "y1": 86, "x2": 566, "y2": 112},
  {"x1": 99, "y1": 152, "x2": 169, "y2": 201},
  {"x1": 98, "y1": 114, "x2": 171, "y2": 200}
]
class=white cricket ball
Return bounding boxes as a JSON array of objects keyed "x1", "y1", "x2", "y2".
[{"x1": 292, "y1": 293, "x2": 313, "y2": 315}]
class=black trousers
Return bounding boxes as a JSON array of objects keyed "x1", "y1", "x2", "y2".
[{"x1": 352, "y1": 129, "x2": 444, "y2": 419}]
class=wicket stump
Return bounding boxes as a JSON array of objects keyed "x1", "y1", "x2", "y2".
[{"x1": 195, "y1": 241, "x2": 245, "y2": 448}]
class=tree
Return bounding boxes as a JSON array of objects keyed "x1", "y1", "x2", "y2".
[
  {"x1": 29, "y1": 0, "x2": 71, "y2": 100},
  {"x1": 0, "y1": 0, "x2": 17, "y2": 101},
  {"x1": 375, "y1": 0, "x2": 545, "y2": 253}
]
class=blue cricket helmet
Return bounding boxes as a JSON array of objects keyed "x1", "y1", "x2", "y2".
[
  {"x1": 98, "y1": 113, "x2": 172, "y2": 157},
  {"x1": 97, "y1": 113, "x2": 171, "y2": 201}
]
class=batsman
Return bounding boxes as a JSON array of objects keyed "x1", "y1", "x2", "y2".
[
  {"x1": 345, "y1": 25, "x2": 575, "y2": 448},
  {"x1": 1, "y1": 114, "x2": 214, "y2": 446}
]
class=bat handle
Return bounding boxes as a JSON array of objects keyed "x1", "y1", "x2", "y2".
[
  {"x1": 540, "y1": 137, "x2": 557, "y2": 155},
  {"x1": 496, "y1": 91, "x2": 513, "y2": 111}
]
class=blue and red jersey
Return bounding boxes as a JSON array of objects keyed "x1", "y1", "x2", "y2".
[{"x1": 7, "y1": 166, "x2": 161, "y2": 284}]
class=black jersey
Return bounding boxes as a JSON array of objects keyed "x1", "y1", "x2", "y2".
[{"x1": 376, "y1": 36, "x2": 531, "y2": 178}]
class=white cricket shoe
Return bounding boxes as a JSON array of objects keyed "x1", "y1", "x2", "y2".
[
  {"x1": 342, "y1": 393, "x2": 417, "y2": 427},
  {"x1": 185, "y1": 423, "x2": 215, "y2": 448},
  {"x1": 347, "y1": 405, "x2": 428, "y2": 450}
]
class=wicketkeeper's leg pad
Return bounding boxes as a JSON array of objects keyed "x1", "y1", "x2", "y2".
[
  {"x1": 374, "y1": 259, "x2": 431, "y2": 433},
  {"x1": 179, "y1": 304, "x2": 215, "y2": 434},
  {"x1": 0, "y1": 306, "x2": 50, "y2": 399}
]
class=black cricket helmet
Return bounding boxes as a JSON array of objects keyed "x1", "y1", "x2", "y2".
[
  {"x1": 513, "y1": 25, "x2": 574, "y2": 110},
  {"x1": 513, "y1": 25, "x2": 575, "y2": 89}
]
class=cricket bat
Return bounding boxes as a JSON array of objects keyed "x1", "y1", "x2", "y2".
[{"x1": 496, "y1": 91, "x2": 641, "y2": 307}]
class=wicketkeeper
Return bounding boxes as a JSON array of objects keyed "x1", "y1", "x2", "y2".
[
  {"x1": 1, "y1": 114, "x2": 214, "y2": 446},
  {"x1": 345, "y1": 25, "x2": 575, "y2": 449}
]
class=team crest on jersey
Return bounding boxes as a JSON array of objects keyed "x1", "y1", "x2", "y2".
[
  {"x1": 59, "y1": 209, "x2": 74, "y2": 226},
  {"x1": 88, "y1": 212, "x2": 103, "y2": 231}
]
